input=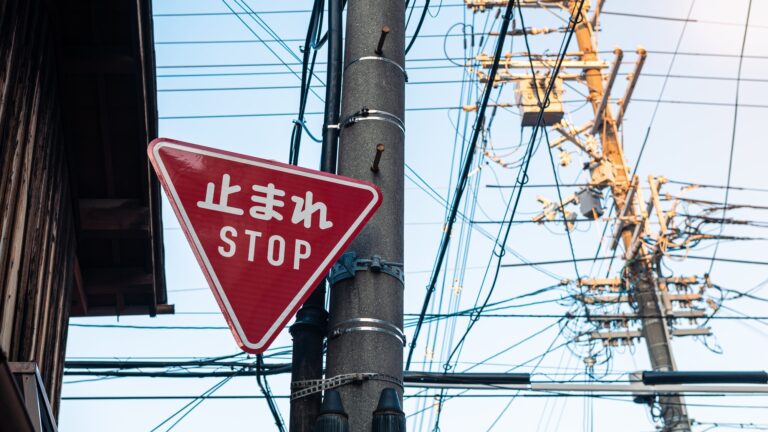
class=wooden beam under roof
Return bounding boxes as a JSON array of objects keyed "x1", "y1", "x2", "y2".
[
  {"x1": 59, "y1": 49, "x2": 137, "y2": 74},
  {"x1": 78, "y1": 199, "x2": 149, "y2": 237},
  {"x1": 72, "y1": 257, "x2": 87, "y2": 316},
  {"x1": 82, "y1": 267, "x2": 154, "y2": 290}
]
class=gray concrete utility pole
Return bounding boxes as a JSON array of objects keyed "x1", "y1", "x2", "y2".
[
  {"x1": 571, "y1": 1, "x2": 691, "y2": 430},
  {"x1": 325, "y1": 0, "x2": 406, "y2": 430}
]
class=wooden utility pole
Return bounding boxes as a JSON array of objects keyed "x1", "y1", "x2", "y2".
[
  {"x1": 325, "y1": 0, "x2": 406, "y2": 430},
  {"x1": 572, "y1": 2, "x2": 692, "y2": 430}
]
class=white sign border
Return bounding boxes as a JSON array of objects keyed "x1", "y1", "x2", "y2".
[{"x1": 151, "y1": 139, "x2": 381, "y2": 352}]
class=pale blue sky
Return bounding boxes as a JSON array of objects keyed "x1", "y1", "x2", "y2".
[{"x1": 62, "y1": 1, "x2": 768, "y2": 431}]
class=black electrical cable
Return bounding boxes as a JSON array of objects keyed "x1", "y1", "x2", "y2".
[
  {"x1": 287, "y1": 1, "x2": 342, "y2": 426},
  {"x1": 405, "y1": 164, "x2": 564, "y2": 279},
  {"x1": 405, "y1": 0, "x2": 518, "y2": 371},
  {"x1": 289, "y1": 0, "x2": 325, "y2": 165},
  {"x1": 152, "y1": 4, "x2": 768, "y2": 29},
  {"x1": 667, "y1": 180, "x2": 768, "y2": 193},
  {"x1": 407, "y1": 284, "x2": 562, "y2": 325},
  {"x1": 441, "y1": 0, "x2": 587, "y2": 369},
  {"x1": 666, "y1": 196, "x2": 768, "y2": 211},
  {"x1": 432, "y1": 319, "x2": 572, "y2": 430},
  {"x1": 405, "y1": 0, "x2": 418, "y2": 30},
  {"x1": 407, "y1": 313, "x2": 768, "y2": 320},
  {"x1": 712, "y1": 284, "x2": 768, "y2": 303},
  {"x1": 156, "y1": 70, "x2": 768, "y2": 83},
  {"x1": 630, "y1": 0, "x2": 698, "y2": 178},
  {"x1": 405, "y1": 0, "x2": 431, "y2": 55},
  {"x1": 64, "y1": 359, "x2": 282, "y2": 370},
  {"x1": 320, "y1": 0, "x2": 342, "y2": 173},
  {"x1": 158, "y1": 98, "x2": 768, "y2": 120},
  {"x1": 60, "y1": 394, "x2": 768, "y2": 406},
  {"x1": 219, "y1": 0, "x2": 324, "y2": 102},
  {"x1": 515, "y1": 3, "x2": 582, "y2": 282},
  {"x1": 582, "y1": 1, "x2": 696, "y2": 282},
  {"x1": 148, "y1": 368, "x2": 243, "y2": 431},
  {"x1": 481, "y1": 323, "x2": 571, "y2": 430},
  {"x1": 256, "y1": 354, "x2": 286, "y2": 432},
  {"x1": 708, "y1": 0, "x2": 753, "y2": 275},
  {"x1": 154, "y1": 78, "x2": 768, "y2": 93}
]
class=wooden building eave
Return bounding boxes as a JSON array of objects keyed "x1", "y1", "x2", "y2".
[{"x1": 55, "y1": 0, "x2": 170, "y2": 318}]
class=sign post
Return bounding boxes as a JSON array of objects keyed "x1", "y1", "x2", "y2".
[{"x1": 148, "y1": 138, "x2": 381, "y2": 353}]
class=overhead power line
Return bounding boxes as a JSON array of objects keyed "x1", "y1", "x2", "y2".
[
  {"x1": 158, "y1": 99, "x2": 768, "y2": 120},
  {"x1": 436, "y1": 0, "x2": 588, "y2": 379},
  {"x1": 405, "y1": 0, "x2": 431, "y2": 54},
  {"x1": 155, "y1": 68, "x2": 768, "y2": 84},
  {"x1": 151, "y1": 5, "x2": 768, "y2": 29},
  {"x1": 287, "y1": 0, "x2": 326, "y2": 164},
  {"x1": 152, "y1": 32, "x2": 768, "y2": 58},
  {"x1": 405, "y1": 0, "x2": 520, "y2": 371},
  {"x1": 64, "y1": 360, "x2": 290, "y2": 370},
  {"x1": 708, "y1": 0, "x2": 754, "y2": 275},
  {"x1": 666, "y1": 180, "x2": 768, "y2": 193}
]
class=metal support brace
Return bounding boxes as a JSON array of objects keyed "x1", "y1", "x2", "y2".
[
  {"x1": 291, "y1": 373, "x2": 403, "y2": 400},
  {"x1": 328, "y1": 251, "x2": 404, "y2": 286}
]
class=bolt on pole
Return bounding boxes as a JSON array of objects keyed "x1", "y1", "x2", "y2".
[{"x1": 325, "y1": 0, "x2": 406, "y2": 430}]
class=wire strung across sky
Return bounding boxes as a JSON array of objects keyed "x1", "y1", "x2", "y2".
[
  {"x1": 217, "y1": 0, "x2": 324, "y2": 104},
  {"x1": 62, "y1": 1, "x2": 768, "y2": 429},
  {"x1": 517, "y1": 5, "x2": 582, "y2": 282},
  {"x1": 430, "y1": 1, "x2": 588, "y2": 389},
  {"x1": 288, "y1": 0, "x2": 326, "y2": 163},
  {"x1": 151, "y1": 3, "x2": 768, "y2": 30},
  {"x1": 708, "y1": 0, "x2": 754, "y2": 276},
  {"x1": 157, "y1": 99, "x2": 768, "y2": 120},
  {"x1": 405, "y1": 0, "x2": 537, "y2": 371},
  {"x1": 156, "y1": 70, "x2": 768, "y2": 85}
]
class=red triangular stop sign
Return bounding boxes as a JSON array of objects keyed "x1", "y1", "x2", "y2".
[{"x1": 148, "y1": 138, "x2": 381, "y2": 353}]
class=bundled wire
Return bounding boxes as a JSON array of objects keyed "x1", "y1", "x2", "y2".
[
  {"x1": 515, "y1": 0, "x2": 583, "y2": 282},
  {"x1": 406, "y1": 0, "x2": 432, "y2": 55},
  {"x1": 256, "y1": 354, "x2": 286, "y2": 431},
  {"x1": 708, "y1": 0, "x2": 754, "y2": 274},
  {"x1": 440, "y1": 0, "x2": 588, "y2": 370},
  {"x1": 148, "y1": 363, "x2": 250, "y2": 431},
  {"x1": 405, "y1": 0, "x2": 520, "y2": 371},
  {"x1": 288, "y1": 0, "x2": 326, "y2": 165}
]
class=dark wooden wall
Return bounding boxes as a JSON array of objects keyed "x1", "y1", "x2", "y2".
[{"x1": 0, "y1": 0, "x2": 76, "y2": 415}]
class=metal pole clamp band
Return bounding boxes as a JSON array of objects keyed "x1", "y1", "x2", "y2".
[
  {"x1": 345, "y1": 56, "x2": 409, "y2": 82},
  {"x1": 328, "y1": 317, "x2": 406, "y2": 346},
  {"x1": 328, "y1": 251, "x2": 404, "y2": 286},
  {"x1": 340, "y1": 108, "x2": 405, "y2": 135}
]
